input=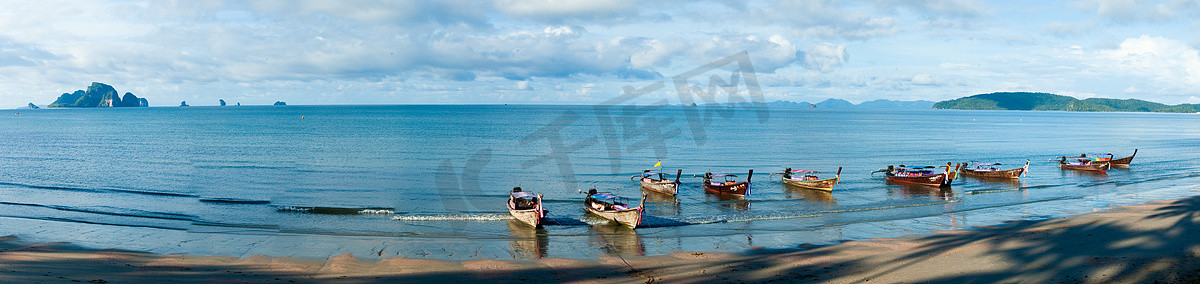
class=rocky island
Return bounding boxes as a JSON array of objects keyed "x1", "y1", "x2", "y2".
[{"x1": 48, "y1": 82, "x2": 148, "y2": 108}]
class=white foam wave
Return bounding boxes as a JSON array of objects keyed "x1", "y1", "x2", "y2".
[
  {"x1": 358, "y1": 209, "x2": 395, "y2": 215},
  {"x1": 391, "y1": 214, "x2": 511, "y2": 221}
]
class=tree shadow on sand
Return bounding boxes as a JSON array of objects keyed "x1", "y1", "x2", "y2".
[{"x1": 750, "y1": 195, "x2": 1200, "y2": 283}]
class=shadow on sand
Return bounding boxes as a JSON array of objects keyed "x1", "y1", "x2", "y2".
[{"x1": 3, "y1": 196, "x2": 1200, "y2": 283}]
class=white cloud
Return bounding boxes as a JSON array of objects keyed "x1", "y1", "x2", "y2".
[
  {"x1": 874, "y1": 0, "x2": 986, "y2": 18},
  {"x1": 1043, "y1": 21, "x2": 1095, "y2": 37},
  {"x1": 911, "y1": 74, "x2": 940, "y2": 85},
  {"x1": 516, "y1": 80, "x2": 533, "y2": 90},
  {"x1": 495, "y1": 0, "x2": 643, "y2": 22},
  {"x1": 1098, "y1": 35, "x2": 1200, "y2": 86},
  {"x1": 800, "y1": 43, "x2": 848, "y2": 72},
  {"x1": 1074, "y1": 0, "x2": 1200, "y2": 23}
]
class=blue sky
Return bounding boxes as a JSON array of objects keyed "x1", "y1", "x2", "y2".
[{"x1": 2, "y1": 0, "x2": 1200, "y2": 108}]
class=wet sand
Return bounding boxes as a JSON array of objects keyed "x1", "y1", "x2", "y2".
[{"x1": 3, "y1": 195, "x2": 1200, "y2": 283}]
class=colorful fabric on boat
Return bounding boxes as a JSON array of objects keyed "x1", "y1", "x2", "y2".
[
  {"x1": 511, "y1": 192, "x2": 537, "y2": 199},
  {"x1": 591, "y1": 193, "x2": 622, "y2": 200}
]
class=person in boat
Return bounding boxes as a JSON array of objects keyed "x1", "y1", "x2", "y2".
[
  {"x1": 586, "y1": 189, "x2": 613, "y2": 211},
  {"x1": 782, "y1": 168, "x2": 793, "y2": 179},
  {"x1": 511, "y1": 187, "x2": 537, "y2": 209}
]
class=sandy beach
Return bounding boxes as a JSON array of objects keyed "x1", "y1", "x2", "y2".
[{"x1": 2, "y1": 195, "x2": 1199, "y2": 283}]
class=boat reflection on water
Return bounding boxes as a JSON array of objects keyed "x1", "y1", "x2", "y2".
[
  {"x1": 1057, "y1": 167, "x2": 1111, "y2": 181},
  {"x1": 783, "y1": 184, "x2": 836, "y2": 203},
  {"x1": 641, "y1": 189, "x2": 681, "y2": 216},
  {"x1": 589, "y1": 224, "x2": 644, "y2": 257},
  {"x1": 961, "y1": 176, "x2": 1024, "y2": 188},
  {"x1": 888, "y1": 182, "x2": 954, "y2": 199},
  {"x1": 705, "y1": 191, "x2": 751, "y2": 211},
  {"x1": 506, "y1": 220, "x2": 548, "y2": 259}
]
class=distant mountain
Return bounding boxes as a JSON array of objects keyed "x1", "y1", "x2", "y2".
[
  {"x1": 814, "y1": 99, "x2": 856, "y2": 109},
  {"x1": 933, "y1": 92, "x2": 1200, "y2": 113}
]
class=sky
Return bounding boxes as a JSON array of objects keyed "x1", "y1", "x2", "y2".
[{"x1": 2, "y1": 0, "x2": 1200, "y2": 108}]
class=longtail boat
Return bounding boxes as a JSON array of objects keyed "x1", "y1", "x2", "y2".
[
  {"x1": 507, "y1": 187, "x2": 545, "y2": 228},
  {"x1": 772, "y1": 167, "x2": 841, "y2": 191},
  {"x1": 876, "y1": 162, "x2": 959, "y2": 188},
  {"x1": 1055, "y1": 154, "x2": 1111, "y2": 173},
  {"x1": 1110, "y1": 149, "x2": 1137, "y2": 167},
  {"x1": 699, "y1": 170, "x2": 753, "y2": 196},
  {"x1": 960, "y1": 160, "x2": 1029, "y2": 179},
  {"x1": 583, "y1": 189, "x2": 644, "y2": 228},
  {"x1": 631, "y1": 169, "x2": 682, "y2": 195}
]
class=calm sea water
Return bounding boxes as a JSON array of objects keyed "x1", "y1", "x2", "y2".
[{"x1": 1, "y1": 105, "x2": 1198, "y2": 260}]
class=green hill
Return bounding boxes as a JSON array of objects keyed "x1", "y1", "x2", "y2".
[{"x1": 933, "y1": 92, "x2": 1199, "y2": 113}]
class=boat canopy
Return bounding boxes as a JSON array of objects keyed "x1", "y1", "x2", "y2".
[
  {"x1": 511, "y1": 192, "x2": 537, "y2": 199},
  {"x1": 710, "y1": 173, "x2": 737, "y2": 177},
  {"x1": 591, "y1": 193, "x2": 626, "y2": 200},
  {"x1": 972, "y1": 163, "x2": 1001, "y2": 166},
  {"x1": 790, "y1": 169, "x2": 820, "y2": 173}
]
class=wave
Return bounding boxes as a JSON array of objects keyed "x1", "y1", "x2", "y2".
[
  {"x1": 200, "y1": 198, "x2": 271, "y2": 205},
  {"x1": 0, "y1": 214, "x2": 187, "y2": 231},
  {"x1": 818, "y1": 199, "x2": 961, "y2": 215},
  {"x1": 276, "y1": 206, "x2": 396, "y2": 215},
  {"x1": 391, "y1": 213, "x2": 511, "y2": 221},
  {"x1": 674, "y1": 211, "x2": 821, "y2": 225},
  {"x1": 0, "y1": 182, "x2": 197, "y2": 197},
  {"x1": 0, "y1": 201, "x2": 197, "y2": 222}
]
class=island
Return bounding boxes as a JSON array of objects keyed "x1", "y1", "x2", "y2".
[
  {"x1": 220, "y1": 99, "x2": 226, "y2": 106},
  {"x1": 934, "y1": 92, "x2": 1200, "y2": 113},
  {"x1": 48, "y1": 82, "x2": 148, "y2": 108},
  {"x1": 273, "y1": 101, "x2": 287, "y2": 106}
]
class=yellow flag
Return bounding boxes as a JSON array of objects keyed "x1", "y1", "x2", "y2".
[{"x1": 653, "y1": 160, "x2": 661, "y2": 167}]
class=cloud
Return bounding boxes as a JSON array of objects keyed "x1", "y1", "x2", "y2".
[
  {"x1": 495, "y1": 0, "x2": 643, "y2": 22},
  {"x1": 1074, "y1": 0, "x2": 1200, "y2": 23},
  {"x1": 1043, "y1": 21, "x2": 1095, "y2": 37},
  {"x1": 910, "y1": 73, "x2": 941, "y2": 85},
  {"x1": 873, "y1": 0, "x2": 986, "y2": 18},
  {"x1": 799, "y1": 43, "x2": 848, "y2": 72},
  {"x1": 0, "y1": 37, "x2": 57, "y2": 67},
  {"x1": 1098, "y1": 35, "x2": 1200, "y2": 86},
  {"x1": 747, "y1": 0, "x2": 900, "y2": 40},
  {"x1": 516, "y1": 80, "x2": 533, "y2": 90}
]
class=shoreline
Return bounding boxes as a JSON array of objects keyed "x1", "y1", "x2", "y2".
[{"x1": 3, "y1": 196, "x2": 1199, "y2": 283}]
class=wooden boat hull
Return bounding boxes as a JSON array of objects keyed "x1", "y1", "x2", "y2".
[
  {"x1": 639, "y1": 180, "x2": 678, "y2": 195},
  {"x1": 1110, "y1": 149, "x2": 1136, "y2": 167},
  {"x1": 961, "y1": 162, "x2": 1027, "y2": 179},
  {"x1": 781, "y1": 177, "x2": 837, "y2": 191},
  {"x1": 508, "y1": 194, "x2": 544, "y2": 228},
  {"x1": 1059, "y1": 162, "x2": 1109, "y2": 173},
  {"x1": 584, "y1": 195, "x2": 645, "y2": 228},
  {"x1": 585, "y1": 206, "x2": 643, "y2": 228},
  {"x1": 704, "y1": 182, "x2": 750, "y2": 196},
  {"x1": 886, "y1": 172, "x2": 955, "y2": 188},
  {"x1": 509, "y1": 208, "x2": 541, "y2": 227}
]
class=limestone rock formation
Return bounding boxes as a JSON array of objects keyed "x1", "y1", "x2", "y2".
[{"x1": 47, "y1": 82, "x2": 148, "y2": 108}]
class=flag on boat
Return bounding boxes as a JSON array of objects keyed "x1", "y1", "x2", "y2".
[{"x1": 653, "y1": 160, "x2": 661, "y2": 167}]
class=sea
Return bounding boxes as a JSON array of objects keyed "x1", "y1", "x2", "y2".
[{"x1": 1, "y1": 105, "x2": 1197, "y2": 260}]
